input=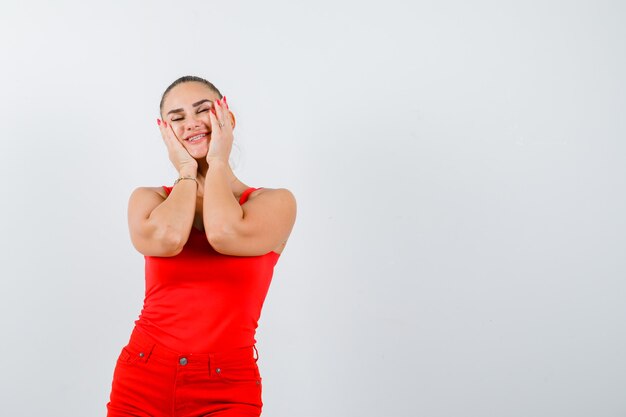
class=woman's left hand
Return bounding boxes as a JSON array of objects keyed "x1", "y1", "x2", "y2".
[{"x1": 206, "y1": 97, "x2": 234, "y2": 163}]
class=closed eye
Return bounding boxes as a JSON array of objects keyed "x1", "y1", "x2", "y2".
[{"x1": 171, "y1": 106, "x2": 209, "y2": 122}]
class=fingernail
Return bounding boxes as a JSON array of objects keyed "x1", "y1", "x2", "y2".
[
  {"x1": 157, "y1": 118, "x2": 161, "y2": 126},
  {"x1": 211, "y1": 108, "x2": 217, "y2": 116},
  {"x1": 164, "y1": 121, "x2": 168, "y2": 127},
  {"x1": 223, "y1": 96, "x2": 229, "y2": 109}
]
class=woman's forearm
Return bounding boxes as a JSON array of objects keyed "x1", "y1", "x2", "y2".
[
  {"x1": 148, "y1": 179, "x2": 197, "y2": 249},
  {"x1": 202, "y1": 159, "x2": 243, "y2": 246}
]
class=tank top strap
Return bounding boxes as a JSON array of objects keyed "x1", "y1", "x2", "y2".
[{"x1": 239, "y1": 187, "x2": 262, "y2": 205}]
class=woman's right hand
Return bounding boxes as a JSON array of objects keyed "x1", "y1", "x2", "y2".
[{"x1": 157, "y1": 119, "x2": 198, "y2": 176}]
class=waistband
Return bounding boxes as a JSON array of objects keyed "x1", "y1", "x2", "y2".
[{"x1": 124, "y1": 326, "x2": 259, "y2": 368}]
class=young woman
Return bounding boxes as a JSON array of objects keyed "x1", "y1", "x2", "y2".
[{"x1": 106, "y1": 76, "x2": 297, "y2": 417}]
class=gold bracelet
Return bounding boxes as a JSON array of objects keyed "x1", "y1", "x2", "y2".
[{"x1": 173, "y1": 176, "x2": 198, "y2": 186}]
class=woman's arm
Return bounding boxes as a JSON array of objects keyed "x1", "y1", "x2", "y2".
[
  {"x1": 203, "y1": 160, "x2": 297, "y2": 256},
  {"x1": 128, "y1": 180, "x2": 197, "y2": 257},
  {"x1": 202, "y1": 98, "x2": 297, "y2": 256},
  {"x1": 127, "y1": 120, "x2": 199, "y2": 257}
]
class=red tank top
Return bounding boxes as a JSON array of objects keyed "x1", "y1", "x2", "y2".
[{"x1": 134, "y1": 186, "x2": 281, "y2": 353}]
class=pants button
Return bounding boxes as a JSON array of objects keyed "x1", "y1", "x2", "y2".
[
  {"x1": 216, "y1": 368, "x2": 221, "y2": 373},
  {"x1": 179, "y1": 357, "x2": 188, "y2": 366}
]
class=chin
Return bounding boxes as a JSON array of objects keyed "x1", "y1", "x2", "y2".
[
  {"x1": 192, "y1": 153, "x2": 208, "y2": 161},
  {"x1": 185, "y1": 146, "x2": 209, "y2": 160}
]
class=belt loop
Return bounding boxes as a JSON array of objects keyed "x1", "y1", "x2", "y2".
[{"x1": 253, "y1": 345, "x2": 259, "y2": 362}]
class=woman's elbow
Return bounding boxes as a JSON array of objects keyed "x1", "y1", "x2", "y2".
[
  {"x1": 205, "y1": 221, "x2": 246, "y2": 254},
  {"x1": 151, "y1": 225, "x2": 186, "y2": 256},
  {"x1": 205, "y1": 227, "x2": 229, "y2": 253}
]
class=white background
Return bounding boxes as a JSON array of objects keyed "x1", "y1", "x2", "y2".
[{"x1": 1, "y1": 1, "x2": 625, "y2": 416}]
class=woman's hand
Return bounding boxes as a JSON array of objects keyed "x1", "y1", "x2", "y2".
[
  {"x1": 157, "y1": 119, "x2": 198, "y2": 177},
  {"x1": 206, "y1": 97, "x2": 234, "y2": 163}
]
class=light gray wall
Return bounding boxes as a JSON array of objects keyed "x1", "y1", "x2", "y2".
[{"x1": 1, "y1": 1, "x2": 624, "y2": 416}]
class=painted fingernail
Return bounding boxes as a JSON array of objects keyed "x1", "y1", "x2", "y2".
[
  {"x1": 157, "y1": 118, "x2": 161, "y2": 126},
  {"x1": 211, "y1": 108, "x2": 217, "y2": 116},
  {"x1": 164, "y1": 121, "x2": 168, "y2": 127},
  {"x1": 223, "y1": 96, "x2": 229, "y2": 109}
]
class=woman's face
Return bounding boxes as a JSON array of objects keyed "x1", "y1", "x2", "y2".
[{"x1": 160, "y1": 82, "x2": 222, "y2": 160}]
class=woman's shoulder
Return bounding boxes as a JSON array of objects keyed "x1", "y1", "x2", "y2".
[
  {"x1": 130, "y1": 186, "x2": 169, "y2": 201},
  {"x1": 246, "y1": 187, "x2": 295, "y2": 203},
  {"x1": 129, "y1": 185, "x2": 294, "y2": 203},
  {"x1": 244, "y1": 188, "x2": 297, "y2": 223}
]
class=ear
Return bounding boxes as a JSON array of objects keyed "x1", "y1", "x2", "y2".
[{"x1": 228, "y1": 110, "x2": 236, "y2": 130}]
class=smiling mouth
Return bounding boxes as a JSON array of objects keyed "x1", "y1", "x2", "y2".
[{"x1": 186, "y1": 133, "x2": 209, "y2": 143}]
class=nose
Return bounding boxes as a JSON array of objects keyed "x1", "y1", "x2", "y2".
[{"x1": 184, "y1": 115, "x2": 204, "y2": 131}]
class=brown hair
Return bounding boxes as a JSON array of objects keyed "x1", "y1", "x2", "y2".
[{"x1": 159, "y1": 75, "x2": 223, "y2": 115}]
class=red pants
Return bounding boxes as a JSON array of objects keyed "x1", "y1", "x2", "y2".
[{"x1": 106, "y1": 327, "x2": 263, "y2": 417}]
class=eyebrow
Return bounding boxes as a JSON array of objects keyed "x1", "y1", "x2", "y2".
[{"x1": 166, "y1": 99, "x2": 213, "y2": 116}]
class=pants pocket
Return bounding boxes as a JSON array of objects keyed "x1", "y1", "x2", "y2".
[
  {"x1": 116, "y1": 347, "x2": 131, "y2": 363},
  {"x1": 217, "y1": 359, "x2": 262, "y2": 384},
  {"x1": 116, "y1": 338, "x2": 154, "y2": 365}
]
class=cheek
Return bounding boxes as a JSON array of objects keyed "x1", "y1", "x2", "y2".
[
  {"x1": 199, "y1": 114, "x2": 212, "y2": 125},
  {"x1": 172, "y1": 124, "x2": 186, "y2": 140}
]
